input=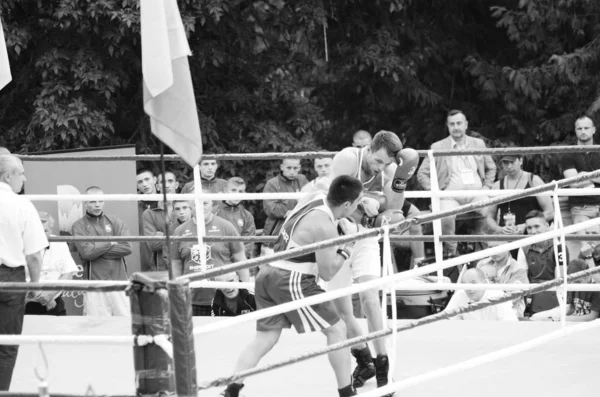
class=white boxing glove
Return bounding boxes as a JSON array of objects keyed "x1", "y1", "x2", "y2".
[
  {"x1": 337, "y1": 217, "x2": 361, "y2": 236},
  {"x1": 359, "y1": 197, "x2": 380, "y2": 217}
]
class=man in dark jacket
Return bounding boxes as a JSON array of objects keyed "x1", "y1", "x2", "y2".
[
  {"x1": 211, "y1": 273, "x2": 256, "y2": 316},
  {"x1": 262, "y1": 158, "x2": 307, "y2": 252},
  {"x1": 72, "y1": 186, "x2": 132, "y2": 316}
]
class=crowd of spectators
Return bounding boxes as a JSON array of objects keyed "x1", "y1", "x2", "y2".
[{"x1": 9, "y1": 109, "x2": 600, "y2": 322}]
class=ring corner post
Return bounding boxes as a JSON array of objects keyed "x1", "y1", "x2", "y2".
[
  {"x1": 168, "y1": 278, "x2": 198, "y2": 397},
  {"x1": 128, "y1": 271, "x2": 175, "y2": 396}
]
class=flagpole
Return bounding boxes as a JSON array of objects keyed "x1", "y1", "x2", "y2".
[{"x1": 159, "y1": 142, "x2": 174, "y2": 280}]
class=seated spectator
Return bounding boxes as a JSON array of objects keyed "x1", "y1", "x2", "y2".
[
  {"x1": 170, "y1": 193, "x2": 250, "y2": 316},
  {"x1": 213, "y1": 177, "x2": 257, "y2": 259},
  {"x1": 352, "y1": 130, "x2": 372, "y2": 148},
  {"x1": 476, "y1": 238, "x2": 529, "y2": 317},
  {"x1": 416, "y1": 110, "x2": 496, "y2": 256},
  {"x1": 211, "y1": 273, "x2": 256, "y2": 316},
  {"x1": 517, "y1": 210, "x2": 568, "y2": 314},
  {"x1": 181, "y1": 158, "x2": 227, "y2": 194},
  {"x1": 72, "y1": 186, "x2": 133, "y2": 316},
  {"x1": 575, "y1": 225, "x2": 600, "y2": 285},
  {"x1": 156, "y1": 170, "x2": 180, "y2": 194},
  {"x1": 25, "y1": 212, "x2": 78, "y2": 316},
  {"x1": 486, "y1": 154, "x2": 553, "y2": 238},
  {"x1": 444, "y1": 268, "x2": 517, "y2": 321},
  {"x1": 531, "y1": 259, "x2": 600, "y2": 322},
  {"x1": 262, "y1": 158, "x2": 308, "y2": 253}
]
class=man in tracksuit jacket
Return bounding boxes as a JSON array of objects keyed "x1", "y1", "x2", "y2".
[{"x1": 72, "y1": 186, "x2": 132, "y2": 316}]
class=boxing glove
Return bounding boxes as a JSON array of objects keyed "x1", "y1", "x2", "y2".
[
  {"x1": 358, "y1": 191, "x2": 388, "y2": 217},
  {"x1": 392, "y1": 148, "x2": 419, "y2": 193},
  {"x1": 374, "y1": 209, "x2": 405, "y2": 228}
]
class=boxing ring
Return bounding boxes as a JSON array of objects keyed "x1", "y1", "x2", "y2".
[{"x1": 2, "y1": 146, "x2": 600, "y2": 397}]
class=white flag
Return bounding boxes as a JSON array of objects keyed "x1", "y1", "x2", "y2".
[
  {"x1": 141, "y1": 0, "x2": 203, "y2": 167},
  {"x1": 0, "y1": 17, "x2": 12, "y2": 90}
]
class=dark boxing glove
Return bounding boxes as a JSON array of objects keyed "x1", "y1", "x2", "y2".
[{"x1": 392, "y1": 148, "x2": 419, "y2": 193}]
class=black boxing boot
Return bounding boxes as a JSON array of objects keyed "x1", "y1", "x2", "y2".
[
  {"x1": 375, "y1": 354, "x2": 393, "y2": 396},
  {"x1": 338, "y1": 383, "x2": 357, "y2": 397},
  {"x1": 220, "y1": 383, "x2": 244, "y2": 397},
  {"x1": 351, "y1": 346, "x2": 375, "y2": 388}
]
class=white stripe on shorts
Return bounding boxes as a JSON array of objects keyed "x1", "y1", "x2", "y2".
[{"x1": 289, "y1": 271, "x2": 312, "y2": 332}]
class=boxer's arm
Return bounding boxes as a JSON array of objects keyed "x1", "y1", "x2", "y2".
[{"x1": 383, "y1": 164, "x2": 405, "y2": 210}]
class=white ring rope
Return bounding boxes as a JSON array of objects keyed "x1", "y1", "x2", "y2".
[
  {"x1": 192, "y1": 216, "x2": 600, "y2": 336},
  {"x1": 191, "y1": 280, "x2": 600, "y2": 292},
  {"x1": 357, "y1": 319, "x2": 600, "y2": 397},
  {"x1": 18, "y1": 188, "x2": 600, "y2": 202}
]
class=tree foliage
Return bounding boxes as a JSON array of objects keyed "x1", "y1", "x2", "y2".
[{"x1": 2, "y1": 0, "x2": 600, "y2": 206}]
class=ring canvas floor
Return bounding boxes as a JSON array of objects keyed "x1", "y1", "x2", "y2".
[{"x1": 11, "y1": 316, "x2": 598, "y2": 397}]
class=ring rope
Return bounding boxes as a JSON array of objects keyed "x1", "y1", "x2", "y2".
[
  {"x1": 20, "y1": 187, "x2": 600, "y2": 202},
  {"x1": 43, "y1": 233, "x2": 600, "y2": 244},
  {"x1": 0, "y1": 393, "x2": 134, "y2": 397},
  {"x1": 191, "y1": 280, "x2": 600, "y2": 292},
  {"x1": 191, "y1": 216, "x2": 600, "y2": 337},
  {"x1": 198, "y1": 266, "x2": 600, "y2": 389},
  {"x1": 358, "y1": 319, "x2": 600, "y2": 397},
  {"x1": 179, "y1": 169, "x2": 600, "y2": 284},
  {"x1": 3, "y1": 216, "x2": 598, "y2": 295},
  {"x1": 15, "y1": 145, "x2": 600, "y2": 162}
]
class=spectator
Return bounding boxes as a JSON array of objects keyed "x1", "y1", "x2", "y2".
[
  {"x1": 181, "y1": 158, "x2": 227, "y2": 194},
  {"x1": 262, "y1": 158, "x2": 308, "y2": 252},
  {"x1": 0, "y1": 154, "x2": 47, "y2": 391},
  {"x1": 516, "y1": 210, "x2": 567, "y2": 314},
  {"x1": 486, "y1": 154, "x2": 553, "y2": 236},
  {"x1": 211, "y1": 272, "x2": 256, "y2": 316},
  {"x1": 391, "y1": 199, "x2": 426, "y2": 270},
  {"x1": 352, "y1": 130, "x2": 372, "y2": 148},
  {"x1": 531, "y1": 259, "x2": 600, "y2": 322},
  {"x1": 302, "y1": 157, "x2": 333, "y2": 192},
  {"x1": 162, "y1": 200, "x2": 193, "y2": 265},
  {"x1": 444, "y1": 268, "x2": 518, "y2": 321},
  {"x1": 476, "y1": 239, "x2": 529, "y2": 317},
  {"x1": 72, "y1": 186, "x2": 132, "y2": 316},
  {"x1": 156, "y1": 169, "x2": 179, "y2": 194},
  {"x1": 213, "y1": 177, "x2": 257, "y2": 259},
  {"x1": 137, "y1": 167, "x2": 159, "y2": 271},
  {"x1": 571, "y1": 225, "x2": 600, "y2": 284},
  {"x1": 417, "y1": 109, "x2": 496, "y2": 256},
  {"x1": 170, "y1": 195, "x2": 250, "y2": 316},
  {"x1": 25, "y1": 212, "x2": 78, "y2": 316},
  {"x1": 141, "y1": 200, "x2": 172, "y2": 272},
  {"x1": 559, "y1": 115, "x2": 600, "y2": 257}
]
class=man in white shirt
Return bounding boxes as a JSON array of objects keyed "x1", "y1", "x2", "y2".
[
  {"x1": 0, "y1": 155, "x2": 48, "y2": 390},
  {"x1": 25, "y1": 212, "x2": 79, "y2": 316},
  {"x1": 444, "y1": 268, "x2": 518, "y2": 321}
]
